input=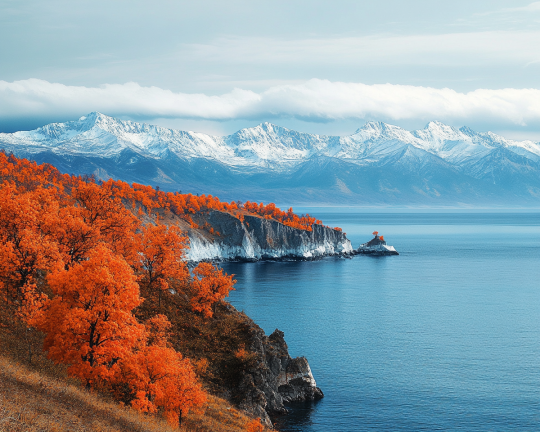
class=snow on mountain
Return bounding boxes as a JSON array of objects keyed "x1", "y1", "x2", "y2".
[
  {"x1": 3, "y1": 112, "x2": 539, "y2": 169},
  {"x1": 1, "y1": 112, "x2": 540, "y2": 205}
]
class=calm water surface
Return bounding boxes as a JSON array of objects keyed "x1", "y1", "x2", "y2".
[{"x1": 222, "y1": 211, "x2": 540, "y2": 432}]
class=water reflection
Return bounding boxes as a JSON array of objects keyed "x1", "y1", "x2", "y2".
[{"x1": 272, "y1": 400, "x2": 322, "y2": 432}]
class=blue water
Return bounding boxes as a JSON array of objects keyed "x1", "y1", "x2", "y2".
[{"x1": 222, "y1": 211, "x2": 540, "y2": 432}]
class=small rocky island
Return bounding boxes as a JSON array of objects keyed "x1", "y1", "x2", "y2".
[{"x1": 356, "y1": 231, "x2": 399, "y2": 256}]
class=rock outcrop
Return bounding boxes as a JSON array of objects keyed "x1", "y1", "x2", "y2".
[
  {"x1": 186, "y1": 210, "x2": 353, "y2": 262},
  {"x1": 236, "y1": 325, "x2": 323, "y2": 428},
  {"x1": 356, "y1": 233, "x2": 399, "y2": 256}
]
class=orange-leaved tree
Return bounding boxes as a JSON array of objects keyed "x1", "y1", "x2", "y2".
[
  {"x1": 71, "y1": 182, "x2": 140, "y2": 261},
  {"x1": 134, "y1": 223, "x2": 189, "y2": 307},
  {"x1": 53, "y1": 205, "x2": 101, "y2": 268},
  {"x1": 118, "y1": 344, "x2": 206, "y2": 427},
  {"x1": 0, "y1": 186, "x2": 62, "y2": 303},
  {"x1": 143, "y1": 313, "x2": 172, "y2": 347},
  {"x1": 38, "y1": 244, "x2": 145, "y2": 388},
  {"x1": 190, "y1": 262, "x2": 236, "y2": 318}
]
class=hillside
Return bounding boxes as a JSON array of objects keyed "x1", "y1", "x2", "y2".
[
  {"x1": 0, "y1": 154, "x2": 327, "y2": 430},
  {"x1": 2, "y1": 113, "x2": 540, "y2": 205},
  {"x1": 0, "y1": 354, "x2": 255, "y2": 432}
]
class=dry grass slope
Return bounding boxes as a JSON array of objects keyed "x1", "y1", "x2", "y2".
[
  {"x1": 0, "y1": 355, "x2": 178, "y2": 432},
  {"x1": 0, "y1": 323, "x2": 266, "y2": 432},
  {"x1": 0, "y1": 355, "x2": 262, "y2": 432}
]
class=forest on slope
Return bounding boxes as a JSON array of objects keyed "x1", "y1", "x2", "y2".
[{"x1": 0, "y1": 154, "x2": 333, "y2": 431}]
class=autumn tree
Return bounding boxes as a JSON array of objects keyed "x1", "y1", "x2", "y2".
[
  {"x1": 117, "y1": 343, "x2": 206, "y2": 427},
  {"x1": 190, "y1": 262, "x2": 236, "y2": 318},
  {"x1": 134, "y1": 224, "x2": 189, "y2": 307},
  {"x1": 16, "y1": 282, "x2": 49, "y2": 362},
  {"x1": 51, "y1": 205, "x2": 100, "y2": 268},
  {"x1": 71, "y1": 182, "x2": 140, "y2": 261},
  {"x1": 0, "y1": 186, "x2": 62, "y2": 302},
  {"x1": 38, "y1": 245, "x2": 145, "y2": 388},
  {"x1": 143, "y1": 313, "x2": 172, "y2": 347}
]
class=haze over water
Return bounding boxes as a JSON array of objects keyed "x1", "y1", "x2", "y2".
[{"x1": 223, "y1": 210, "x2": 540, "y2": 432}]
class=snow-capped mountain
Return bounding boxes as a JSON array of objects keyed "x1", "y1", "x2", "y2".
[{"x1": 1, "y1": 112, "x2": 540, "y2": 205}]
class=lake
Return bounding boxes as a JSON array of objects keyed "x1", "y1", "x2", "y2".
[{"x1": 222, "y1": 210, "x2": 540, "y2": 432}]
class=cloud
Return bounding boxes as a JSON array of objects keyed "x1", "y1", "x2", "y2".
[
  {"x1": 481, "y1": 1, "x2": 540, "y2": 15},
  {"x1": 2, "y1": 78, "x2": 540, "y2": 130},
  {"x1": 178, "y1": 30, "x2": 540, "y2": 70}
]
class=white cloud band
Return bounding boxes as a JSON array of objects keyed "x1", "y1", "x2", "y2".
[{"x1": 2, "y1": 78, "x2": 540, "y2": 128}]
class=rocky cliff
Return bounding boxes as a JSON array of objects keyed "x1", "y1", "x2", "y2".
[
  {"x1": 234, "y1": 320, "x2": 323, "y2": 427},
  {"x1": 186, "y1": 211, "x2": 352, "y2": 262}
]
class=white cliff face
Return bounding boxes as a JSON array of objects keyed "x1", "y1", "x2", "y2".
[
  {"x1": 184, "y1": 211, "x2": 352, "y2": 262},
  {"x1": 186, "y1": 231, "x2": 353, "y2": 262}
]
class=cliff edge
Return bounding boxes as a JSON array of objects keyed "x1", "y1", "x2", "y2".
[
  {"x1": 233, "y1": 318, "x2": 323, "y2": 427},
  {"x1": 186, "y1": 211, "x2": 352, "y2": 262}
]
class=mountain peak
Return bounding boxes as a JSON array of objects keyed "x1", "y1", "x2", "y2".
[
  {"x1": 459, "y1": 126, "x2": 477, "y2": 137},
  {"x1": 420, "y1": 121, "x2": 464, "y2": 140},
  {"x1": 354, "y1": 121, "x2": 413, "y2": 140},
  {"x1": 258, "y1": 121, "x2": 278, "y2": 131},
  {"x1": 84, "y1": 111, "x2": 117, "y2": 124},
  {"x1": 233, "y1": 122, "x2": 293, "y2": 138},
  {"x1": 3, "y1": 113, "x2": 540, "y2": 207},
  {"x1": 425, "y1": 120, "x2": 453, "y2": 130},
  {"x1": 354, "y1": 121, "x2": 390, "y2": 134},
  {"x1": 364, "y1": 120, "x2": 388, "y2": 129},
  {"x1": 72, "y1": 112, "x2": 116, "y2": 131}
]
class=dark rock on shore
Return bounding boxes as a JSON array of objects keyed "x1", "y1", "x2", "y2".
[{"x1": 236, "y1": 326, "x2": 323, "y2": 427}]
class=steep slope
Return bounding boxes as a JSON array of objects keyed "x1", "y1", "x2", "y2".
[
  {"x1": 2, "y1": 113, "x2": 540, "y2": 205},
  {"x1": 0, "y1": 355, "x2": 258, "y2": 432}
]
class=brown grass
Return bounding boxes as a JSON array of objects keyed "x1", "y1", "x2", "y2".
[
  {"x1": 0, "y1": 354, "x2": 178, "y2": 432},
  {"x1": 0, "y1": 354, "x2": 265, "y2": 432},
  {"x1": 0, "y1": 311, "x2": 267, "y2": 432}
]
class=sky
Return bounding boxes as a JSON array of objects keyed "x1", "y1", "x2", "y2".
[{"x1": 2, "y1": 0, "x2": 540, "y2": 139}]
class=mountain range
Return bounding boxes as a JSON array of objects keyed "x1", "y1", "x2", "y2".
[{"x1": 1, "y1": 112, "x2": 540, "y2": 206}]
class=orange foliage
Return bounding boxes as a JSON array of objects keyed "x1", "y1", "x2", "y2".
[
  {"x1": 0, "y1": 186, "x2": 62, "y2": 301},
  {"x1": 70, "y1": 182, "x2": 140, "y2": 260},
  {"x1": 0, "y1": 151, "x2": 341, "y2": 233},
  {"x1": 134, "y1": 224, "x2": 189, "y2": 306},
  {"x1": 144, "y1": 314, "x2": 172, "y2": 347},
  {"x1": 38, "y1": 245, "x2": 145, "y2": 388},
  {"x1": 245, "y1": 418, "x2": 265, "y2": 432},
  {"x1": 118, "y1": 344, "x2": 206, "y2": 427},
  {"x1": 191, "y1": 262, "x2": 236, "y2": 318},
  {"x1": 243, "y1": 202, "x2": 323, "y2": 231}
]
